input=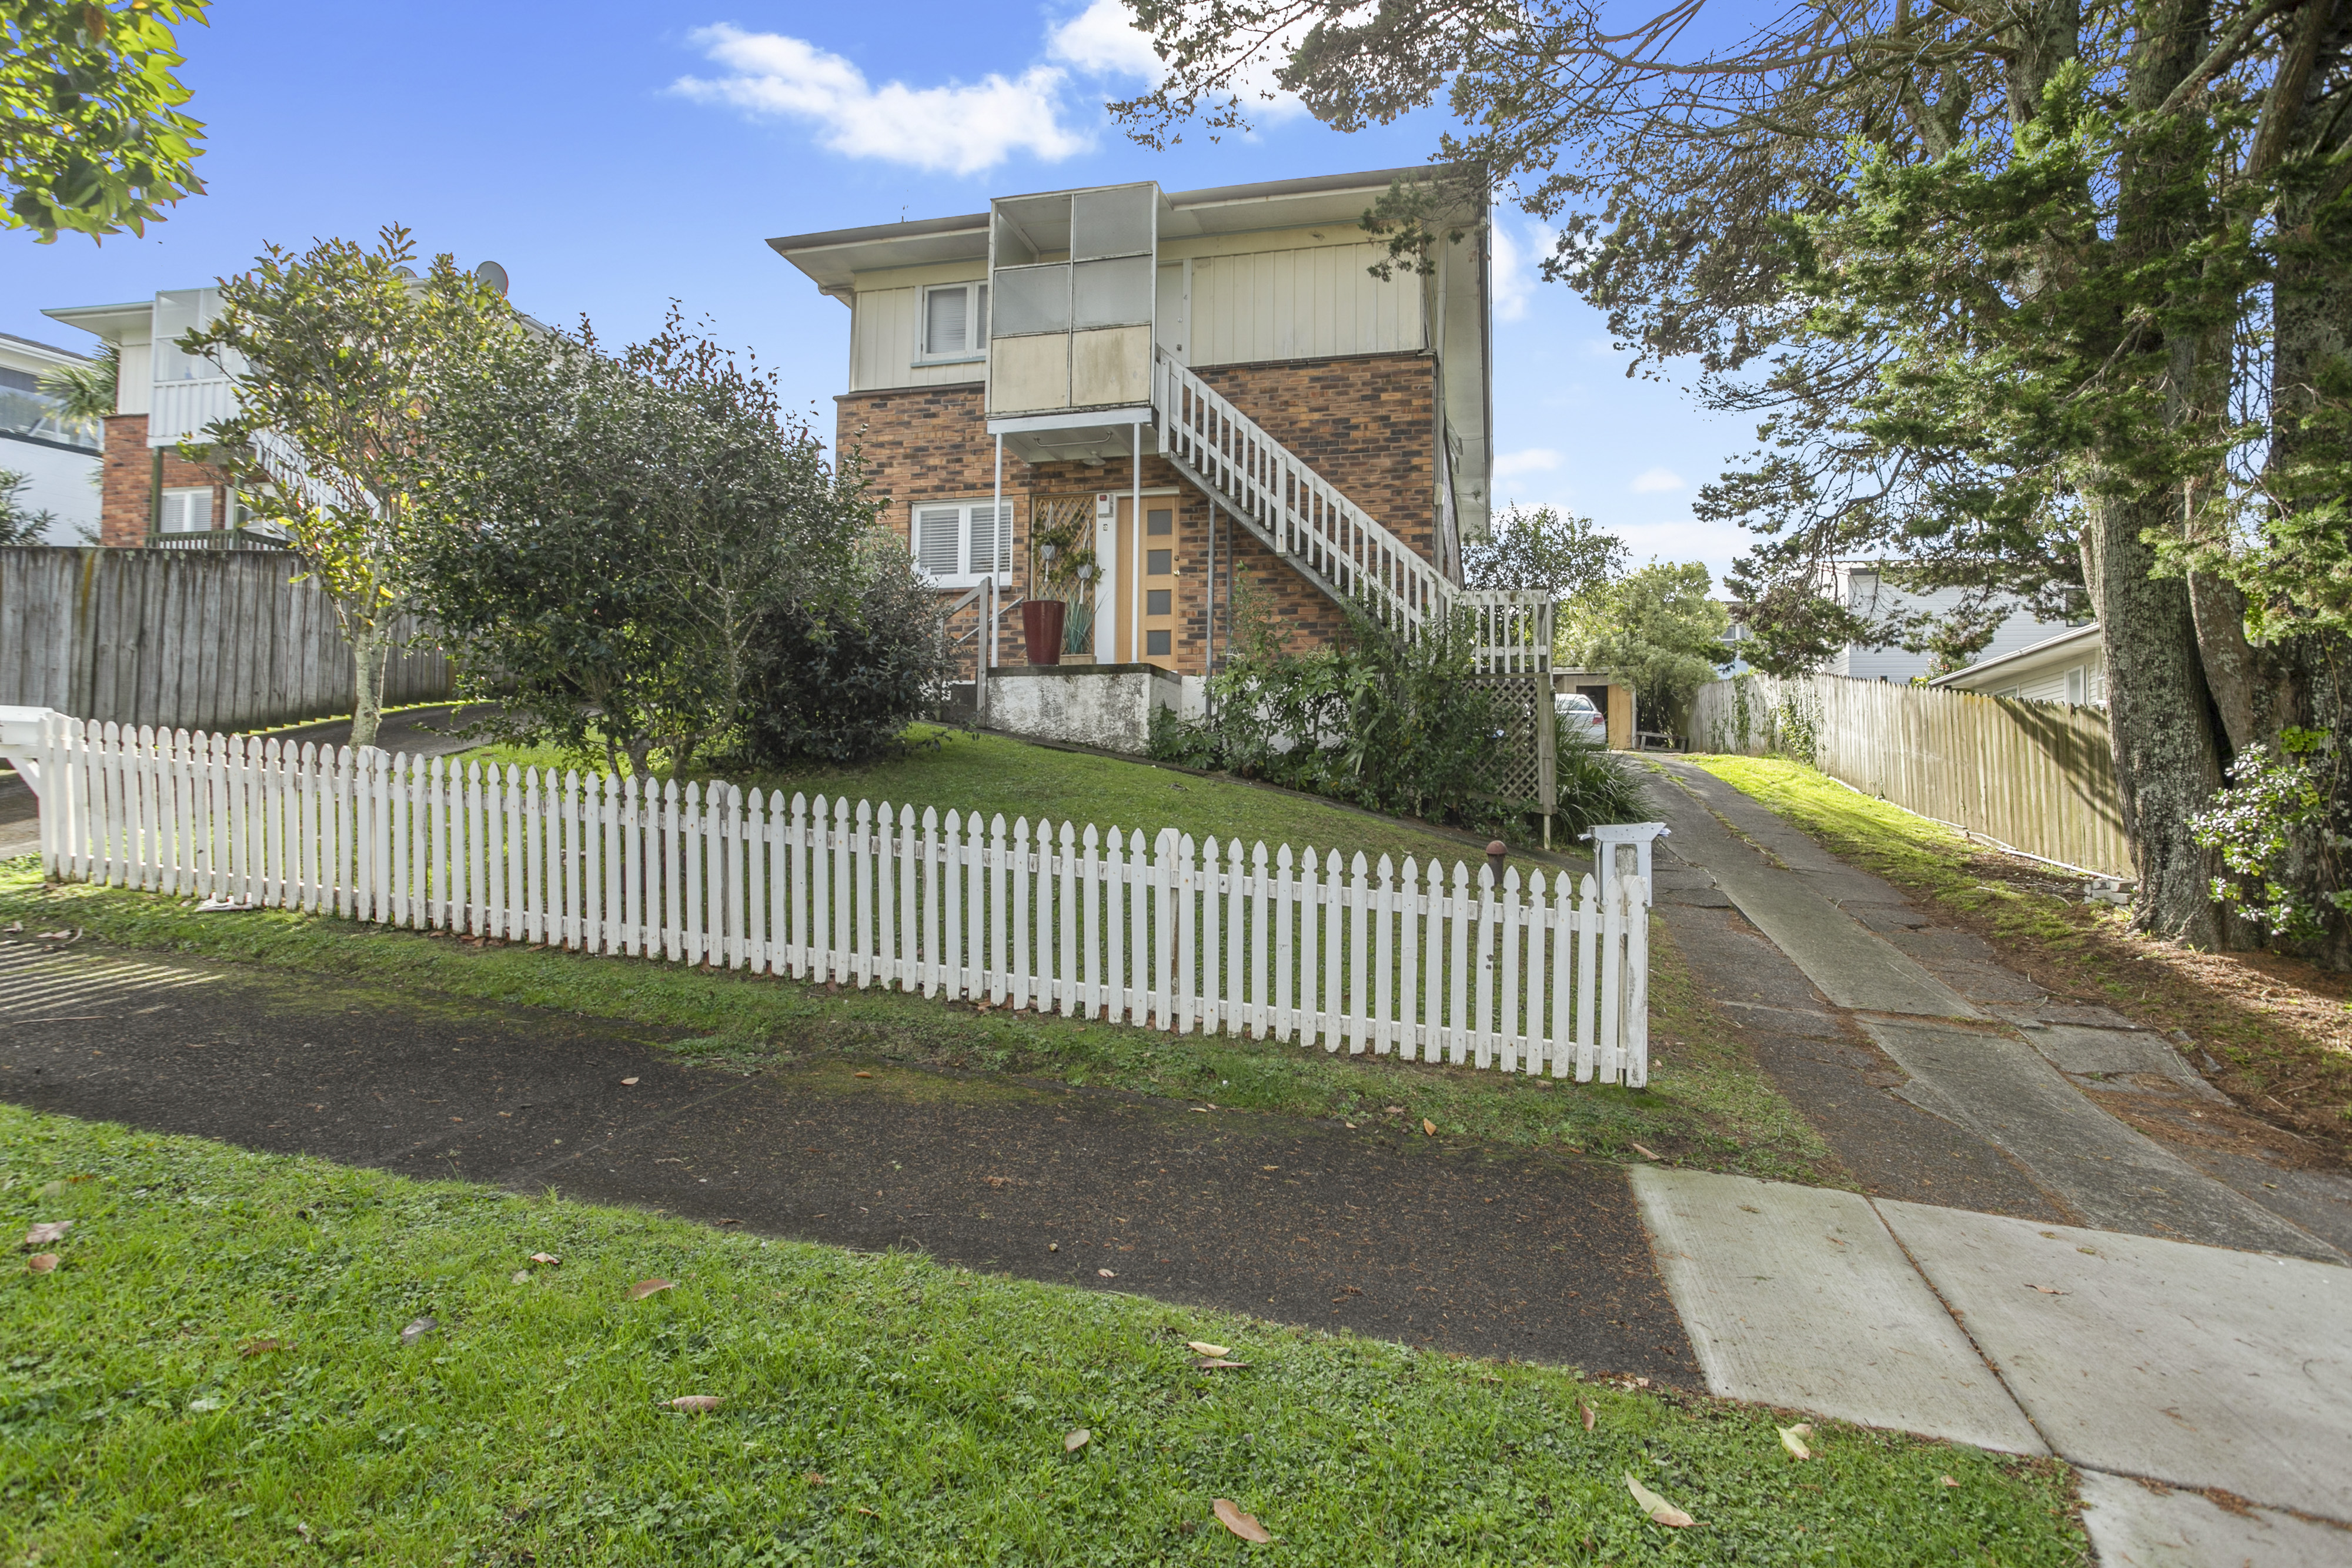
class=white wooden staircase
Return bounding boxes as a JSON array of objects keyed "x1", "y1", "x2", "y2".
[{"x1": 1150, "y1": 349, "x2": 1549, "y2": 672}]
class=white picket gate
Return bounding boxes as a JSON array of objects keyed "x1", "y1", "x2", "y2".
[{"x1": 12, "y1": 714, "x2": 1652, "y2": 1085}]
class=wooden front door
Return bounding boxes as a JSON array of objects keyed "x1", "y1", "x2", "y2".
[{"x1": 1110, "y1": 496, "x2": 1180, "y2": 668}]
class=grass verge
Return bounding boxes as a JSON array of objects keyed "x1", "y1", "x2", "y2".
[
  {"x1": 0, "y1": 1106, "x2": 2082, "y2": 1565},
  {"x1": 1685, "y1": 754, "x2": 2352, "y2": 1160},
  {"x1": 0, "y1": 859, "x2": 1833, "y2": 1184}
]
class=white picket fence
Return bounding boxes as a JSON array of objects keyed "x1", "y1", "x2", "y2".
[{"x1": 10, "y1": 714, "x2": 1652, "y2": 1084}]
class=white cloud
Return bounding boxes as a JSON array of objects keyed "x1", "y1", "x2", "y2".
[
  {"x1": 1047, "y1": 0, "x2": 1165, "y2": 78},
  {"x1": 673, "y1": 24, "x2": 1089, "y2": 175},
  {"x1": 1630, "y1": 467, "x2": 1685, "y2": 494},
  {"x1": 1493, "y1": 447, "x2": 1562, "y2": 479},
  {"x1": 1047, "y1": 0, "x2": 1306, "y2": 119},
  {"x1": 1490, "y1": 219, "x2": 1558, "y2": 323}
]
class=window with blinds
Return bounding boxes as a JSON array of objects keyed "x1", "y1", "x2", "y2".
[
  {"x1": 910, "y1": 501, "x2": 1012, "y2": 587},
  {"x1": 920, "y1": 282, "x2": 989, "y2": 360}
]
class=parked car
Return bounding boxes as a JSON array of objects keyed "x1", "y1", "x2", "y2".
[{"x1": 1556, "y1": 691, "x2": 1608, "y2": 747}]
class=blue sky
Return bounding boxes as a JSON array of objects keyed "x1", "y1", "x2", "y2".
[{"x1": 3, "y1": 0, "x2": 1753, "y2": 579}]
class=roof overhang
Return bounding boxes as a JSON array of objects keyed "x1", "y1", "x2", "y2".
[
  {"x1": 1928, "y1": 623, "x2": 2103, "y2": 687},
  {"x1": 767, "y1": 163, "x2": 1479, "y2": 296},
  {"x1": 42, "y1": 301, "x2": 153, "y2": 342}
]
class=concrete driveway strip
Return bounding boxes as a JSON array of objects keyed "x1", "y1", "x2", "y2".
[
  {"x1": 2076, "y1": 1469, "x2": 2352, "y2": 1567},
  {"x1": 1876, "y1": 1200, "x2": 2352, "y2": 1523},
  {"x1": 1862, "y1": 1018, "x2": 2335, "y2": 1258},
  {"x1": 1641, "y1": 764, "x2": 1980, "y2": 1019},
  {"x1": 1629, "y1": 1165, "x2": 2046, "y2": 1453},
  {"x1": 1703, "y1": 858, "x2": 1983, "y2": 1018}
]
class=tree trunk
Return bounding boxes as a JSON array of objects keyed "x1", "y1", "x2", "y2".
[
  {"x1": 350, "y1": 618, "x2": 392, "y2": 751},
  {"x1": 2087, "y1": 494, "x2": 2229, "y2": 944}
]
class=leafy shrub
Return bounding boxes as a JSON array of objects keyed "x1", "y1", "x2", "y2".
[
  {"x1": 1553, "y1": 724, "x2": 1645, "y2": 835},
  {"x1": 1150, "y1": 587, "x2": 1546, "y2": 836},
  {"x1": 2191, "y1": 727, "x2": 2349, "y2": 940},
  {"x1": 737, "y1": 536, "x2": 955, "y2": 767}
]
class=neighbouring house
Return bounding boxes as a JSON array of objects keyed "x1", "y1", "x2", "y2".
[
  {"x1": 1929, "y1": 622, "x2": 2106, "y2": 706},
  {"x1": 766, "y1": 165, "x2": 1546, "y2": 753},
  {"x1": 41, "y1": 289, "x2": 276, "y2": 549},
  {"x1": 1821, "y1": 561, "x2": 2083, "y2": 683},
  {"x1": 0, "y1": 331, "x2": 102, "y2": 543}
]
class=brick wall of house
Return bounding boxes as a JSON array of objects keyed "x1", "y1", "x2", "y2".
[
  {"x1": 98, "y1": 413, "x2": 235, "y2": 547},
  {"x1": 836, "y1": 351, "x2": 1439, "y2": 676}
]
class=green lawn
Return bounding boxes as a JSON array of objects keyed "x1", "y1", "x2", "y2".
[
  {"x1": 0, "y1": 1107, "x2": 2084, "y2": 1566},
  {"x1": 455, "y1": 725, "x2": 1558, "y2": 881}
]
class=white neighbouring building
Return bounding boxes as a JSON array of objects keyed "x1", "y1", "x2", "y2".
[
  {"x1": 1930, "y1": 623, "x2": 2107, "y2": 706},
  {"x1": 1823, "y1": 561, "x2": 2084, "y2": 683},
  {"x1": 0, "y1": 330, "x2": 102, "y2": 544}
]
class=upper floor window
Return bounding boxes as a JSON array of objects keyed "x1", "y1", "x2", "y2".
[{"x1": 920, "y1": 283, "x2": 988, "y2": 362}]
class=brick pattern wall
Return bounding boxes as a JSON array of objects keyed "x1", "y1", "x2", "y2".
[
  {"x1": 99, "y1": 413, "x2": 235, "y2": 547},
  {"x1": 836, "y1": 352, "x2": 1439, "y2": 677}
]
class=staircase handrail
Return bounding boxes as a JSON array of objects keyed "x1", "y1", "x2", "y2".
[{"x1": 1153, "y1": 350, "x2": 1454, "y2": 638}]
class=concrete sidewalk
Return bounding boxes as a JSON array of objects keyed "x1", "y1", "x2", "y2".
[
  {"x1": 1634, "y1": 758, "x2": 2352, "y2": 1563},
  {"x1": 1633, "y1": 1165, "x2": 2352, "y2": 1564}
]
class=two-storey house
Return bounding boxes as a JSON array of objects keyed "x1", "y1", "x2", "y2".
[{"x1": 768, "y1": 165, "x2": 1534, "y2": 742}]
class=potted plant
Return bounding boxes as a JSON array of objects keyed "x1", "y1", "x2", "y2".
[{"x1": 1024, "y1": 511, "x2": 1097, "y2": 666}]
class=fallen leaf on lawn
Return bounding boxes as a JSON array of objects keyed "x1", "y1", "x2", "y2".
[
  {"x1": 1631, "y1": 1141, "x2": 1662, "y2": 1162},
  {"x1": 804, "y1": 1472, "x2": 828, "y2": 1486},
  {"x1": 35, "y1": 928, "x2": 74, "y2": 940},
  {"x1": 1384, "y1": 1105, "x2": 1405, "y2": 1114},
  {"x1": 1194, "y1": 1359, "x2": 1251, "y2": 1370},
  {"x1": 1626, "y1": 1473, "x2": 1695, "y2": 1527},
  {"x1": 2, "y1": 920, "x2": 20, "y2": 932},
  {"x1": 1186, "y1": 1341, "x2": 1231, "y2": 1358},
  {"x1": 630, "y1": 1278, "x2": 675, "y2": 1300},
  {"x1": 1581, "y1": 1403, "x2": 1596, "y2": 1431},
  {"x1": 619, "y1": 1077, "x2": 639, "y2": 1086},
  {"x1": 1422, "y1": 1119, "x2": 1438, "y2": 1136},
  {"x1": 512, "y1": 1270, "x2": 531, "y2": 1283},
  {"x1": 529, "y1": 1252, "x2": 559, "y2": 1266},
  {"x1": 668, "y1": 1395, "x2": 723, "y2": 1413},
  {"x1": 1778, "y1": 1423, "x2": 1812, "y2": 1460},
  {"x1": 854, "y1": 1071, "x2": 872, "y2": 1078},
  {"x1": 1939, "y1": 1475, "x2": 1960, "y2": 1488},
  {"x1": 22, "y1": 1220, "x2": 72, "y2": 1246},
  {"x1": 26, "y1": 1253, "x2": 58, "y2": 1273},
  {"x1": 1212, "y1": 1498, "x2": 1272, "y2": 1543},
  {"x1": 240, "y1": 1338, "x2": 282, "y2": 1357},
  {"x1": 1097, "y1": 1268, "x2": 1116, "y2": 1278},
  {"x1": 1064, "y1": 1429, "x2": 1090, "y2": 1452},
  {"x1": 399, "y1": 1317, "x2": 436, "y2": 1345},
  {"x1": 1190, "y1": 1106, "x2": 1211, "y2": 1113},
  {"x1": 856, "y1": 1506, "x2": 877, "y2": 1516}
]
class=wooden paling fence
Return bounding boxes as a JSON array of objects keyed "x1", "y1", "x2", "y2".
[
  {"x1": 1690, "y1": 673, "x2": 2133, "y2": 877},
  {"x1": 24, "y1": 715, "x2": 1652, "y2": 1084}
]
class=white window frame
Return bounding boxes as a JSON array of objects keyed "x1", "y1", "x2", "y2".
[
  {"x1": 911, "y1": 500, "x2": 1013, "y2": 589},
  {"x1": 916, "y1": 281, "x2": 989, "y2": 365},
  {"x1": 158, "y1": 486, "x2": 213, "y2": 533}
]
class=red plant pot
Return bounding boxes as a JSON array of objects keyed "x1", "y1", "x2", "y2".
[{"x1": 1021, "y1": 599, "x2": 1067, "y2": 666}]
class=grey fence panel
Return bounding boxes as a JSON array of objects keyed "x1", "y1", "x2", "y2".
[
  {"x1": 1689, "y1": 671, "x2": 2134, "y2": 879},
  {"x1": 0, "y1": 545, "x2": 452, "y2": 732}
]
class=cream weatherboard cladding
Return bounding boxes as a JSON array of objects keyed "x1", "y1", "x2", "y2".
[
  {"x1": 849, "y1": 283, "x2": 991, "y2": 393},
  {"x1": 1184, "y1": 242, "x2": 1423, "y2": 367}
]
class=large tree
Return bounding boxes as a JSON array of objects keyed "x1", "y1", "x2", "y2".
[
  {"x1": 183, "y1": 228, "x2": 519, "y2": 749},
  {"x1": 405, "y1": 310, "x2": 880, "y2": 778},
  {"x1": 1112, "y1": 0, "x2": 2352, "y2": 964},
  {"x1": 2, "y1": 0, "x2": 208, "y2": 240}
]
